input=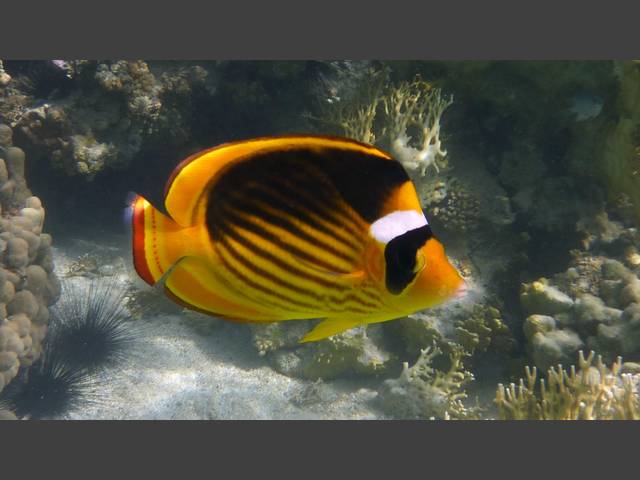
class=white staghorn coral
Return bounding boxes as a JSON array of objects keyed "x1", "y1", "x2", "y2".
[
  {"x1": 383, "y1": 79, "x2": 453, "y2": 176},
  {"x1": 315, "y1": 70, "x2": 453, "y2": 176},
  {"x1": 495, "y1": 350, "x2": 640, "y2": 420}
]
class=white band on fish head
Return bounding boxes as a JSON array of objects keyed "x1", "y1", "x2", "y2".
[{"x1": 369, "y1": 210, "x2": 429, "y2": 244}]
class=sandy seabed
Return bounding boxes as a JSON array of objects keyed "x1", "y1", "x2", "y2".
[{"x1": 52, "y1": 236, "x2": 383, "y2": 420}]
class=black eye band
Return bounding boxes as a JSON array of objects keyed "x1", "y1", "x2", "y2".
[{"x1": 384, "y1": 225, "x2": 433, "y2": 294}]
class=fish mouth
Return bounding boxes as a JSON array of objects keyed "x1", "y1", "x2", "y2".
[{"x1": 453, "y1": 282, "x2": 469, "y2": 299}]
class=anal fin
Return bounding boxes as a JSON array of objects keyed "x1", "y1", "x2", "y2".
[{"x1": 300, "y1": 317, "x2": 363, "y2": 343}]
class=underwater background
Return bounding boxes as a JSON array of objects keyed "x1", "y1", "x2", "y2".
[{"x1": 0, "y1": 60, "x2": 639, "y2": 420}]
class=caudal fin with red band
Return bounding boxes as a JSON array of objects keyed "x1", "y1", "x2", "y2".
[{"x1": 127, "y1": 194, "x2": 186, "y2": 286}]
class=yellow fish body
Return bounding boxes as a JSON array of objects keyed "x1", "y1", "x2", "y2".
[{"x1": 129, "y1": 135, "x2": 465, "y2": 342}]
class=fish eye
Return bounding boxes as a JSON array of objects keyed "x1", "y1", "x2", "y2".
[{"x1": 413, "y1": 252, "x2": 426, "y2": 274}]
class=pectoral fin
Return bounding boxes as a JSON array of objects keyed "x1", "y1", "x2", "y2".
[{"x1": 300, "y1": 317, "x2": 363, "y2": 343}]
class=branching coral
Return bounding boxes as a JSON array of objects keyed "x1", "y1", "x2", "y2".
[
  {"x1": 378, "y1": 344, "x2": 478, "y2": 419},
  {"x1": 320, "y1": 68, "x2": 387, "y2": 145},
  {"x1": 382, "y1": 78, "x2": 453, "y2": 175},
  {"x1": 316, "y1": 68, "x2": 453, "y2": 177},
  {"x1": 495, "y1": 350, "x2": 640, "y2": 420}
]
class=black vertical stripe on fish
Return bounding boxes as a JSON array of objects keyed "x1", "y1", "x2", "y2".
[
  {"x1": 385, "y1": 225, "x2": 434, "y2": 295},
  {"x1": 217, "y1": 232, "x2": 327, "y2": 304},
  {"x1": 222, "y1": 223, "x2": 380, "y2": 311},
  {"x1": 208, "y1": 259, "x2": 288, "y2": 312},
  {"x1": 217, "y1": 234, "x2": 377, "y2": 314},
  {"x1": 215, "y1": 216, "x2": 350, "y2": 291},
  {"x1": 217, "y1": 212, "x2": 383, "y2": 310},
  {"x1": 207, "y1": 145, "x2": 410, "y2": 231},
  {"x1": 221, "y1": 192, "x2": 359, "y2": 266},
  {"x1": 216, "y1": 262, "x2": 316, "y2": 314},
  {"x1": 215, "y1": 236, "x2": 322, "y2": 311},
  {"x1": 207, "y1": 156, "x2": 366, "y2": 247},
  {"x1": 267, "y1": 175, "x2": 366, "y2": 240},
  {"x1": 216, "y1": 203, "x2": 354, "y2": 275},
  {"x1": 237, "y1": 182, "x2": 364, "y2": 253},
  {"x1": 221, "y1": 216, "x2": 345, "y2": 291}
]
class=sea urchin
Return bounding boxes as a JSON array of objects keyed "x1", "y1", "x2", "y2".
[{"x1": 48, "y1": 278, "x2": 140, "y2": 372}]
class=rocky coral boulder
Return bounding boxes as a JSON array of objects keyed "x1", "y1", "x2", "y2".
[
  {"x1": 520, "y1": 280, "x2": 574, "y2": 316},
  {"x1": 520, "y1": 211, "x2": 640, "y2": 369},
  {"x1": 0, "y1": 124, "x2": 59, "y2": 395}
]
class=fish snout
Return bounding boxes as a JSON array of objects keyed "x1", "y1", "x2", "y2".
[{"x1": 453, "y1": 281, "x2": 469, "y2": 299}]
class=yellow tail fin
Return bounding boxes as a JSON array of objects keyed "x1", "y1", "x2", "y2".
[{"x1": 129, "y1": 194, "x2": 189, "y2": 286}]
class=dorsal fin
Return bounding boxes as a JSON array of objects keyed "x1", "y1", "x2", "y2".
[{"x1": 163, "y1": 135, "x2": 393, "y2": 227}]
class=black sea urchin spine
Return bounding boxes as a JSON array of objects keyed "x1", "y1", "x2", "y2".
[
  {"x1": 0, "y1": 339, "x2": 96, "y2": 419},
  {"x1": 0, "y1": 278, "x2": 141, "y2": 419},
  {"x1": 48, "y1": 278, "x2": 141, "y2": 372}
]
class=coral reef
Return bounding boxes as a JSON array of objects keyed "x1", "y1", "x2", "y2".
[
  {"x1": 3, "y1": 60, "x2": 640, "y2": 420},
  {"x1": 422, "y1": 178, "x2": 481, "y2": 234},
  {"x1": 383, "y1": 78, "x2": 453, "y2": 175},
  {"x1": 252, "y1": 322, "x2": 394, "y2": 380},
  {"x1": 519, "y1": 211, "x2": 640, "y2": 370},
  {"x1": 297, "y1": 327, "x2": 392, "y2": 379},
  {"x1": 565, "y1": 61, "x2": 640, "y2": 223},
  {"x1": 0, "y1": 61, "x2": 322, "y2": 182},
  {"x1": 0, "y1": 61, "x2": 11, "y2": 87},
  {"x1": 495, "y1": 350, "x2": 639, "y2": 420},
  {"x1": 9, "y1": 61, "x2": 217, "y2": 177},
  {"x1": 454, "y1": 303, "x2": 515, "y2": 355},
  {"x1": 377, "y1": 344, "x2": 478, "y2": 420},
  {"x1": 391, "y1": 293, "x2": 515, "y2": 366},
  {"x1": 0, "y1": 124, "x2": 59, "y2": 398},
  {"x1": 316, "y1": 67, "x2": 453, "y2": 177}
]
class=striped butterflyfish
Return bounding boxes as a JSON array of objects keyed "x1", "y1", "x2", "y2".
[{"x1": 128, "y1": 135, "x2": 465, "y2": 342}]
